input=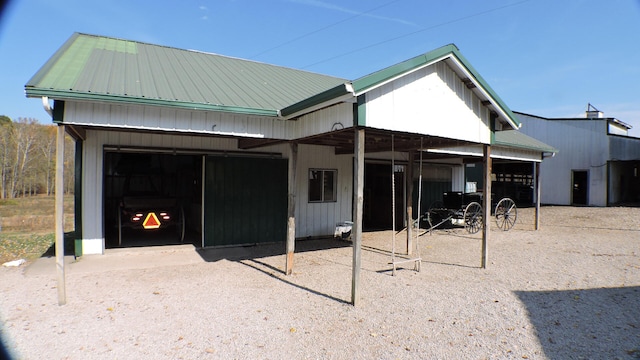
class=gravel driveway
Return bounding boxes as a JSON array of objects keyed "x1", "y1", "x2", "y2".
[{"x1": 1, "y1": 206, "x2": 639, "y2": 359}]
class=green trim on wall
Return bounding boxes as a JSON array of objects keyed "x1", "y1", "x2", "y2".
[
  {"x1": 52, "y1": 100, "x2": 65, "y2": 123},
  {"x1": 490, "y1": 112, "x2": 496, "y2": 144},
  {"x1": 356, "y1": 95, "x2": 366, "y2": 126},
  {"x1": 74, "y1": 140, "x2": 83, "y2": 242}
]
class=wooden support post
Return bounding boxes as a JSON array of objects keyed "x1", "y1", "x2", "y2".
[
  {"x1": 351, "y1": 129, "x2": 365, "y2": 306},
  {"x1": 406, "y1": 152, "x2": 414, "y2": 255},
  {"x1": 535, "y1": 161, "x2": 541, "y2": 230},
  {"x1": 285, "y1": 142, "x2": 298, "y2": 275},
  {"x1": 55, "y1": 124, "x2": 66, "y2": 305},
  {"x1": 481, "y1": 144, "x2": 491, "y2": 269}
]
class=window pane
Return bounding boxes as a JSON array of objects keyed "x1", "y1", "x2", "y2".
[
  {"x1": 309, "y1": 170, "x2": 322, "y2": 202},
  {"x1": 323, "y1": 170, "x2": 335, "y2": 201}
]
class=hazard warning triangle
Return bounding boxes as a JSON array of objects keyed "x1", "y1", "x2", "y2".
[{"x1": 143, "y1": 212, "x2": 161, "y2": 229}]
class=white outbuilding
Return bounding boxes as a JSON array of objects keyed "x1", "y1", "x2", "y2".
[{"x1": 26, "y1": 33, "x2": 555, "y2": 305}]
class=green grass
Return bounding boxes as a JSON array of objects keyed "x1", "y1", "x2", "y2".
[{"x1": 0, "y1": 195, "x2": 75, "y2": 264}]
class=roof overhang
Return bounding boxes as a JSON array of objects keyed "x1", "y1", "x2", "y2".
[
  {"x1": 25, "y1": 88, "x2": 280, "y2": 117},
  {"x1": 611, "y1": 118, "x2": 632, "y2": 129},
  {"x1": 279, "y1": 83, "x2": 355, "y2": 119}
]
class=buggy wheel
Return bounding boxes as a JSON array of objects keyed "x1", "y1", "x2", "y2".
[
  {"x1": 176, "y1": 205, "x2": 185, "y2": 243},
  {"x1": 428, "y1": 200, "x2": 444, "y2": 212},
  {"x1": 495, "y1": 198, "x2": 517, "y2": 231},
  {"x1": 464, "y1": 201, "x2": 483, "y2": 234}
]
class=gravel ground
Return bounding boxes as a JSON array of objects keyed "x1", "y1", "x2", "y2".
[{"x1": 1, "y1": 206, "x2": 639, "y2": 359}]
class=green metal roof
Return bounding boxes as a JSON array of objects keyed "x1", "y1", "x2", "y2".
[
  {"x1": 494, "y1": 130, "x2": 557, "y2": 154},
  {"x1": 26, "y1": 33, "x2": 347, "y2": 117}
]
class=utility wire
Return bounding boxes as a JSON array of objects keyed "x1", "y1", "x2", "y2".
[
  {"x1": 300, "y1": 0, "x2": 532, "y2": 70},
  {"x1": 250, "y1": 0, "x2": 405, "y2": 59}
]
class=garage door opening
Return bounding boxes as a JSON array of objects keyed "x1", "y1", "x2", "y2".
[{"x1": 103, "y1": 151, "x2": 202, "y2": 248}]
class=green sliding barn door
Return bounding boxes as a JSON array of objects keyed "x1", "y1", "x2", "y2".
[{"x1": 204, "y1": 156, "x2": 287, "y2": 247}]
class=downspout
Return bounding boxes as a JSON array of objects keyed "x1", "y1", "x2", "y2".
[{"x1": 42, "y1": 96, "x2": 53, "y2": 117}]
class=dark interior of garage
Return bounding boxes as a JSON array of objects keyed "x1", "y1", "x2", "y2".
[{"x1": 103, "y1": 151, "x2": 202, "y2": 248}]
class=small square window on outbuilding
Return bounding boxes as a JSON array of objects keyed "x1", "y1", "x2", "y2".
[{"x1": 309, "y1": 169, "x2": 337, "y2": 202}]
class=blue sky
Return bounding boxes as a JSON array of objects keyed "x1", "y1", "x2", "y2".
[{"x1": 1, "y1": 0, "x2": 639, "y2": 135}]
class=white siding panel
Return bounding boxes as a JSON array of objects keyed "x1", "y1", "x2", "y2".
[
  {"x1": 64, "y1": 102, "x2": 294, "y2": 139},
  {"x1": 66, "y1": 101, "x2": 352, "y2": 142},
  {"x1": 365, "y1": 62, "x2": 490, "y2": 144},
  {"x1": 517, "y1": 114, "x2": 610, "y2": 206},
  {"x1": 609, "y1": 135, "x2": 640, "y2": 160},
  {"x1": 295, "y1": 144, "x2": 353, "y2": 238},
  {"x1": 451, "y1": 165, "x2": 465, "y2": 192},
  {"x1": 294, "y1": 103, "x2": 354, "y2": 139},
  {"x1": 81, "y1": 133, "x2": 105, "y2": 254}
]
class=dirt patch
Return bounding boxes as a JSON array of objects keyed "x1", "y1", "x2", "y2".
[{"x1": 1, "y1": 206, "x2": 639, "y2": 359}]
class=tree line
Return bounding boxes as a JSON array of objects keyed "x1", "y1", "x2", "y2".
[{"x1": 0, "y1": 115, "x2": 75, "y2": 199}]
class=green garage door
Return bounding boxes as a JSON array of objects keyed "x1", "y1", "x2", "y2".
[{"x1": 204, "y1": 156, "x2": 287, "y2": 247}]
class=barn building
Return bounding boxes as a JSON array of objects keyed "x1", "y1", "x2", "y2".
[
  {"x1": 26, "y1": 33, "x2": 555, "y2": 304},
  {"x1": 516, "y1": 106, "x2": 640, "y2": 206}
]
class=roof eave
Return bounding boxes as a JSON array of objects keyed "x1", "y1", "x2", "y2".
[
  {"x1": 25, "y1": 88, "x2": 280, "y2": 117},
  {"x1": 493, "y1": 140, "x2": 558, "y2": 154},
  {"x1": 279, "y1": 83, "x2": 355, "y2": 119},
  {"x1": 443, "y1": 52, "x2": 520, "y2": 130}
]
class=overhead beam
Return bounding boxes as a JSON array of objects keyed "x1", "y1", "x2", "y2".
[
  {"x1": 237, "y1": 138, "x2": 284, "y2": 150},
  {"x1": 65, "y1": 124, "x2": 86, "y2": 141}
]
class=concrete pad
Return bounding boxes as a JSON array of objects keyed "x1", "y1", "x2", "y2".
[{"x1": 25, "y1": 244, "x2": 204, "y2": 276}]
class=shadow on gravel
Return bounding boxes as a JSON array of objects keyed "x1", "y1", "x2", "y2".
[
  {"x1": 514, "y1": 286, "x2": 640, "y2": 359},
  {"x1": 239, "y1": 258, "x2": 350, "y2": 305},
  {"x1": 196, "y1": 238, "x2": 352, "y2": 304},
  {"x1": 196, "y1": 238, "x2": 350, "y2": 263}
]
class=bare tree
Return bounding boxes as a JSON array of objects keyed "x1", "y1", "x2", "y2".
[
  {"x1": 0, "y1": 115, "x2": 13, "y2": 199},
  {"x1": 9, "y1": 118, "x2": 39, "y2": 197},
  {"x1": 36, "y1": 125, "x2": 57, "y2": 195},
  {"x1": 0, "y1": 116, "x2": 75, "y2": 198}
]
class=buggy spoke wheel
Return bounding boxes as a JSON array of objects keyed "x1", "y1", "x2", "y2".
[
  {"x1": 495, "y1": 198, "x2": 517, "y2": 231},
  {"x1": 464, "y1": 201, "x2": 483, "y2": 234}
]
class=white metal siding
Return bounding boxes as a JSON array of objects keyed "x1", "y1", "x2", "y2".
[
  {"x1": 65, "y1": 101, "x2": 355, "y2": 142},
  {"x1": 609, "y1": 135, "x2": 640, "y2": 161},
  {"x1": 451, "y1": 165, "x2": 465, "y2": 192},
  {"x1": 295, "y1": 144, "x2": 353, "y2": 237},
  {"x1": 364, "y1": 62, "x2": 490, "y2": 143},
  {"x1": 65, "y1": 102, "x2": 293, "y2": 139},
  {"x1": 608, "y1": 122, "x2": 628, "y2": 136},
  {"x1": 293, "y1": 103, "x2": 354, "y2": 139},
  {"x1": 517, "y1": 114, "x2": 610, "y2": 206}
]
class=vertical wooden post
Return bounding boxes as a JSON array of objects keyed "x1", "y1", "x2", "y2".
[
  {"x1": 351, "y1": 129, "x2": 365, "y2": 306},
  {"x1": 535, "y1": 161, "x2": 541, "y2": 230},
  {"x1": 405, "y1": 151, "x2": 414, "y2": 255},
  {"x1": 285, "y1": 142, "x2": 298, "y2": 275},
  {"x1": 481, "y1": 144, "x2": 491, "y2": 269},
  {"x1": 55, "y1": 124, "x2": 66, "y2": 305}
]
